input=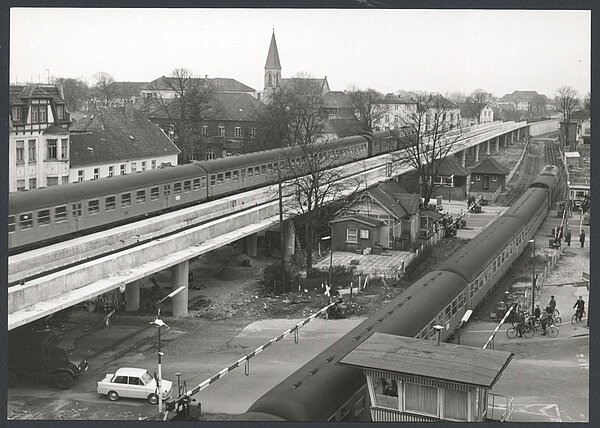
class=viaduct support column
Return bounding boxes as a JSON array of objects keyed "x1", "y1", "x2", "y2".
[
  {"x1": 461, "y1": 150, "x2": 466, "y2": 168},
  {"x1": 283, "y1": 220, "x2": 296, "y2": 261},
  {"x1": 474, "y1": 144, "x2": 480, "y2": 163},
  {"x1": 125, "y1": 280, "x2": 141, "y2": 312},
  {"x1": 517, "y1": 128, "x2": 521, "y2": 141},
  {"x1": 495, "y1": 136, "x2": 500, "y2": 152},
  {"x1": 171, "y1": 260, "x2": 189, "y2": 317},
  {"x1": 511, "y1": 131, "x2": 514, "y2": 145},
  {"x1": 486, "y1": 140, "x2": 491, "y2": 156},
  {"x1": 245, "y1": 233, "x2": 258, "y2": 258}
]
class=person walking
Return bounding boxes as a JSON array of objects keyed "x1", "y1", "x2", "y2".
[
  {"x1": 565, "y1": 227, "x2": 572, "y2": 246},
  {"x1": 534, "y1": 304, "x2": 541, "y2": 320},
  {"x1": 573, "y1": 296, "x2": 585, "y2": 321},
  {"x1": 579, "y1": 230, "x2": 586, "y2": 248},
  {"x1": 548, "y1": 296, "x2": 557, "y2": 314}
]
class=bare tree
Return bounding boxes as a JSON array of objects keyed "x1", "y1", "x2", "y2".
[
  {"x1": 465, "y1": 89, "x2": 491, "y2": 124},
  {"x1": 269, "y1": 77, "x2": 362, "y2": 273},
  {"x1": 389, "y1": 94, "x2": 464, "y2": 207},
  {"x1": 52, "y1": 77, "x2": 91, "y2": 112},
  {"x1": 555, "y1": 85, "x2": 580, "y2": 146},
  {"x1": 144, "y1": 68, "x2": 217, "y2": 163},
  {"x1": 346, "y1": 87, "x2": 385, "y2": 132},
  {"x1": 93, "y1": 72, "x2": 116, "y2": 105}
]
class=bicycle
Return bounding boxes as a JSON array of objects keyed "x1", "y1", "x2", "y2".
[
  {"x1": 550, "y1": 314, "x2": 562, "y2": 326},
  {"x1": 545, "y1": 325, "x2": 559, "y2": 337},
  {"x1": 571, "y1": 309, "x2": 586, "y2": 325},
  {"x1": 506, "y1": 324, "x2": 533, "y2": 339}
]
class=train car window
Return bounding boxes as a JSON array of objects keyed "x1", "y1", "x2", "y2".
[
  {"x1": 88, "y1": 200, "x2": 100, "y2": 215},
  {"x1": 240, "y1": 168, "x2": 246, "y2": 178},
  {"x1": 261, "y1": 165, "x2": 266, "y2": 174},
  {"x1": 105, "y1": 196, "x2": 116, "y2": 210},
  {"x1": 174, "y1": 182, "x2": 182, "y2": 194},
  {"x1": 184, "y1": 180, "x2": 192, "y2": 192},
  {"x1": 247, "y1": 168, "x2": 253, "y2": 177},
  {"x1": 192, "y1": 179, "x2": 201, "y2": 190},
  {"x1": 254, "y1": 166, "x2": 260, "y2": 175},
  {"x1": 150, "y1": 187, "x2": 160, "y2": 200},
  {"x1": 19, "y1": 213, "x2": 33, "y2": 230},
  {"x1": 210, "y1": 174, "x2": 216, "y2": 185},
  {"x1": 122, "y1": 193, "x2": 131, "y2": 207},
  {"x1": 136, "y1": 190, "x2": 146, "y2": 203},
  {"x1": 37, "y1": 209, "x2": 51, "y2": 226},
  {"x1": 267, "y1": 163, "x2": 273, "y2": 173},
  {"x1": 201, "y1": 177, "x2": 206, "y2": 188},
  {"x1": 216, "y1": 174, "x2": 223, "y2": 184},
  {"x1": 233, "y1": 170, "x2": 239, "y2": 181},
  {"x1": 224, "y1": 172, "x2": 231, "y2": 181},
  {"x1": 72, "y1": 203, "x2": 82, "y2": 217},
  {"x1": 8, "y1": 215, "x2": 16, "y2": 233}
]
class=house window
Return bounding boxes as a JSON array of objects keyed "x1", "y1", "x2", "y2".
[
  {"x1": 347, "y1": 228, "x2": 358, "y2": 243},
  {"x1": 235, "y1": 126, "x2": 241, "y2": 138},
  {"x1": 16, "y1": 140, "x2": 25, "y2": 163},
  {"x1": 360, "y1": 229, "x2": 370, "y2": 239},
  {"x1": 47, "y1": 177, "x2": 58, "y2": 186},
  {"x1": 394, "y1": 115, "x2": 399, "y2": 124},
  {"x1": 78, "y1": 170, "x2": 84, "y2": 182},
  {"x1": 121, "y1": 193, "x2": 131, "y2": 207},
  {"x1": 404, "y1": 383, "x2": 438, "y2": 417},
  {"x1": 55, "y1": 206, "x2": 67, "y2": 222},
  {"x1": 218, "y1": 124, "x2": 225, "y2": 137},
  {"x1": 131, "y1": 162, "x2": 137, "y2": 173},
  {"x1": 206, "y1": 148, "x2": 215, "y2": 160},
  {"x1": 105, "y1": 196, "x2": 116, "y2": 211},
  {"x1": 120, "y1": 164, "x2": 126, "y2": 175},
  {"x1": 108, "y1": 166, "x2": 114, "y2": 177},
  {"x1": 57, "y1": 105, "x2": 65, "y2": 119},
  {"x1": 151, "y1": 159, "x2": 156, "y2": 169},
  {"x1": 93, "y1": 168, "x2": 99, "y2": 180},
  {"x1": 384, "y1": 114, "x2": 389, "y2": 123},
  {"x1": 492, "y1": 176, "x2": 497, "y2": 182},
  {"x1": 37, "y1": 209, "x2": 51, "y2": 226},
  {"x1": 28, "y1": 140, "x2": 36, "y2": 162},
  {"x1": 202, "y1": 125, "x2": 208, "y2": 136},
  {"x1": 61, "y1": 138, "x2": 69, "y2": 159},
  {"x1": 12, "y1": 106, "x2": 21, "y2": 121},
  {"x1": 29, "y1": 178, "x2": 37, "y2": 189},
  {"x1": 46, "y1": 139, "x2": 58, "y2": 159},
  {"x1": 141, "y1": 161, "x2": 146, "y2": 171},
  {"x1": 251, "y1": 128, "x2": 258, "y2": 139},
  {"x1": 475, "y1": 175, "x2": 480, "y2": 181}
]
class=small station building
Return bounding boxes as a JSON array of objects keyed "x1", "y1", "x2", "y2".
[{"x1": 338, "y1": 332, "x2": 514, "y2": 422}]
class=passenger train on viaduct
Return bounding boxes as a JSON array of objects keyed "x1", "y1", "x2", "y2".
[{"x1": 233, "y1": 165, "x2": 559, "y2": 421}]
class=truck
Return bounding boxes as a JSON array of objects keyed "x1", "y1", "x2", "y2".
[{"x1": 8, "y1": 326, "x2": 88, "y2": 389}]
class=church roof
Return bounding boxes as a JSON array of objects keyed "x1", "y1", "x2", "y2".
[{"x1": 265, "y1": 32, "x2": 281, "y2": 70}]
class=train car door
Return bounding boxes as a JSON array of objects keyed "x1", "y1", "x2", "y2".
[
  {"x1": 163, "y1": 184, "x2": 171, "y2": 208},
  {"x1": 72, "y1": 203, "x2": 82, "y2": 231}
]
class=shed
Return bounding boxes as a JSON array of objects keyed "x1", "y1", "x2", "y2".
[
  {"x1": 338, "y1": 332, "x2": 514, "y2": 422},
  {"x1": 564, "y1": 152, "x2": 581, "y2": 167},
  {"x1": 468, "y1": 157, "x2": 509, "y2": 193},
  {"x1": 330, "y1": 215, "x2": 384, "y2": 253}
]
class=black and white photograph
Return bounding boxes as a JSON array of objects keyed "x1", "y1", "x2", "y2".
[{"x1": 6, "y1": 4, "x2": 592, "y2": 423}]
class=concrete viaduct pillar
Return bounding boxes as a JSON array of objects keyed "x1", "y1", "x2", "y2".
[
  {"x1": 171, "y1": 260, "x2": 189, "y2": 317},
  {"x1": 511, "y1": 132, "x2": 514, "y2": 145},
  {"x1": 125, "y1": 280, "x2": 141, "y2": 312},
  {"x1": 517, "y1": 128, "x2": 521, "y2": 141},
  {"x1": 486, "y1": 140, "x2": 491, "y2": 156},
  {"x1": 474, "y1": 144, "x2": 480, "y2": 163},
  {"x1": 461, "y1": 150, "x2": 466, "y2": 168},
  {"x1": 245, "y1": 233, "x2": 258, "y2": 258},
  {"x1": 495, "y1": 136, "x2": 500, "y2": 152},
  {"x1": 283, "y1": 220, "x2": 296, "y2": 261}
]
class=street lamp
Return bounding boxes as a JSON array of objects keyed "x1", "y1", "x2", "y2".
[
  {"x1": 529, "y1": 239, "x2": 536, "y2": 314},
  {"x1": 152, "y1": 285, "x2": 185, "y2": 415}
]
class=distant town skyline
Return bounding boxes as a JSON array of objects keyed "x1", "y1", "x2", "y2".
[{"x1": 10, "y1": 8, "x2": 591, "y2": 99}]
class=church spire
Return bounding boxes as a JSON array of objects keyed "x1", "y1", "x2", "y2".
[{"x1": 265, "y1": 31, "x2": 281, "y2": 70}]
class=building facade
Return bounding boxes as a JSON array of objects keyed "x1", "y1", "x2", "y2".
[{"x1": 9, "y1": 84, "x2": 72, "y2": 192}]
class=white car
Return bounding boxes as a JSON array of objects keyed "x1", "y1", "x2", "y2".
[{"x1": 97, "y1": 367, "x2": 173, "y2": 405}]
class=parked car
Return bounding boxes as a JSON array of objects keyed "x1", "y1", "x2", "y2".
[{"x1": 97, "y1": 367, "x2": 173, "y2": 404}]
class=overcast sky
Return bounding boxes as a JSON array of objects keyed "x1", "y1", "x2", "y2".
[{"x1": 10, "y1": 8, "x2": 591, "y2": 98}]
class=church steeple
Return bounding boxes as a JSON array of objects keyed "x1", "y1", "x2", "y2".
[{"x1": 263, "y1": 31, "x2": 281, "y2": 102}]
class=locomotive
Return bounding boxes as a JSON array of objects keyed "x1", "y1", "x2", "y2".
[{"x1": 234, "y1": 165, "x2": 559, "y2": 421}]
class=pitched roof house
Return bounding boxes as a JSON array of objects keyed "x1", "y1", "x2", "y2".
[{"x1": 69, "y1": 104, "x2": 180, "y2": 182}]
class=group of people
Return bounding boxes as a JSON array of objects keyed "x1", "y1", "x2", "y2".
[
  {"x1": 553, "y1": 225, "x2": 586, "y2": 249},
  {"x1": 513, "y1": 295, "x2": 585, "y2": 337}
]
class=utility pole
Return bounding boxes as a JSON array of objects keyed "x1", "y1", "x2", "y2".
[{"x1": 278, "y1": 159, "x2": 286, "y2": 294}]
